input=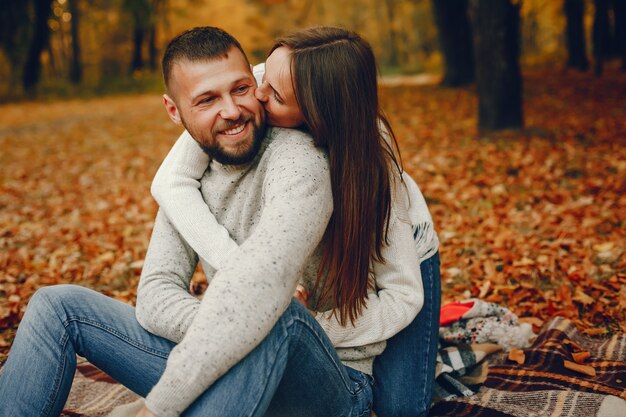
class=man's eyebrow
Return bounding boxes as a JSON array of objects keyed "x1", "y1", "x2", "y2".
[
  {"x1": 230, "y1": 76, "x2": 255, "y2": 88},
  {"x1": 191, "y1": 77, "x2": 254, "y2": 102},
  {"x1": 191, "y1": 89, "x2": 217, "y2": 103}
]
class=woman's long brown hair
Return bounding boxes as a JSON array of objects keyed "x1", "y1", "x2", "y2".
[{"x1": 272, "y1": 27, "x2": 402, "y2": 326}]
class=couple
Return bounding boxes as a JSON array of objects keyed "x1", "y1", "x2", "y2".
[{"x1": 0, "y1": 26, "x2": 440, "y2": 417}]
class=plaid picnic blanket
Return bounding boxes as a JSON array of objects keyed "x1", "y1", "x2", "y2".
[
  {"x1": 433, "y1": 342, "x2": 505, "y2": 399},
  {"x1": 54, "y1": 316, "x2": 625, "y2": 416},
  {"x1": 429, "y1": 316, "x2": 626, "y2": 417},
  {"x1": 61, "y1": 360, "x2": 138, "y2": 417}
]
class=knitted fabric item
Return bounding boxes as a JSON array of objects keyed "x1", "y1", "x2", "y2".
[{"x1": 439, "y1": 299, "x2": 536, "y2": 351}]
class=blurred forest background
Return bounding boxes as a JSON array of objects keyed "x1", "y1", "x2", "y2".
[
  {"x1": 1, "y1": 0, "x2": 625, "y2": 103},
  {"x1": 1, "y1": 0, "x2": 625, "y2": 361}
]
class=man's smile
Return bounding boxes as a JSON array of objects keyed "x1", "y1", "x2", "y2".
[
  {"x1": 223, "y1": 123, "x2": 246, "y2": 135},
  {"x1": 217, "y1": 120, "x2": 251, "y2": 141}
]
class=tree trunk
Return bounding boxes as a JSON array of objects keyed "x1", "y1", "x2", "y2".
[
  {"x1": 148, "y1": 26, "x2": 157, "y2": 70},
  {"x1": 69, "y1": 0, "x2": 82, "y2": 84},
  {"x1": 123, "y1": 0, "x2": 152, "y2": 72},
  {"x1": 432, "y1": 0, "x2": 474, "y2": 86},
  {"x1": 613, "y1": 0, "x2": 626, "y2": 70},
  {"x1": 0, "y1": 1, "x2": 30, "y2": 70},
  {"x1": 23, "y1": 0, "x2": 54, "y2": 91},
  {"x1": 469, "y1": 0, "x2": 523, "y2": 131},
  {"x1": 564, "y1": 0, "x2": 589, "y2": 71},
  {"x1": 384, "y1": 0, "x2": 400, "y2": 67},
  {"x1": 593, "y1": 0, "x2": 611, "y2": 76},
  {"x1": 131, "y1": 26, "x2": 145, "y2": 72},
  {"x1": 148, "y1": 0, "x2": 167, "y2": 70}
]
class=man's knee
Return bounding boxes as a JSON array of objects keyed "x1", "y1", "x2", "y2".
[{"x1": 27, "y1": 284, "x2": 86, "y2": 317}]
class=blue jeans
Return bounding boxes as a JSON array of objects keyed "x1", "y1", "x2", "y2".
[
  {"x1": 373, "y1": 252, "x2": 441, "y2": 417},
  {"x1": 0, "y1": 285, "x2": 372, "y2": 417}
]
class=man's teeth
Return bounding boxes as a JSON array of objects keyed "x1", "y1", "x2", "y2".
[{"x1": 224, "y1": 124, "x2": 245, "y2": 135}]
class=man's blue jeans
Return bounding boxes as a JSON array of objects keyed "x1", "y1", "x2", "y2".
[
  {"x1": 0, "y1": 285, "x2": 373, "y2": 417},
  {"x1": 373, "y1": 252, "x2": 441, "y2": 417}
]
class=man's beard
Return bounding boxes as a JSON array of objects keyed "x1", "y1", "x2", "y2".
[{"x1": 186, "y1": 116, "x2": 267, "y2": 166}]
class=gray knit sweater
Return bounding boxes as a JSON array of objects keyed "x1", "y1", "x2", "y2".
[{"x1": 136, "y1": 127, "x2": 332, "y2": 417}]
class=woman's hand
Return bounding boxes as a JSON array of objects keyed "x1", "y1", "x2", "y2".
[
  {"x1": 294, "y1": 284, "x2": 317, "y2": 317},
  {"x1": 294, "y1": 284, "x2": 308, "y2": 305}
]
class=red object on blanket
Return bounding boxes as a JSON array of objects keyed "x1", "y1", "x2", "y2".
[{"x1": 440, "y1": 301, "x2": 474, "y2": 326}]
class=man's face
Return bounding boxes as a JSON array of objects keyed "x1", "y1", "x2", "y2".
[{"x1": 163, "y1": 47, "x2": 266, "y2": 165}]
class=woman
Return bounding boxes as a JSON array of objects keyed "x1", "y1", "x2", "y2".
[{"x1": 152, "y1": 27, "x2": 440, "y2": 416}]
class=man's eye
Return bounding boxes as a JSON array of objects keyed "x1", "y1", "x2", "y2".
[
  {"x1": 200, "y1": 96, "x2": 216, "y2": 104},
  {"x1": 235, "y1": 85, "x2": 250, "y2": 94}
]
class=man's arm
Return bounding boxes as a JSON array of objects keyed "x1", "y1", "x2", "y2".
[
  {"x1": 135, "y1": 209, "x2": 201, "y2": 343},
  {"x1": 151, "y1": 130, "x2": 239, "y2": 271},
  {"x1": 143, "y1": 134, "x2": 332, "y2": 417}
]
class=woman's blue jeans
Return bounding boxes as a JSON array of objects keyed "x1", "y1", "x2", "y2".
[
  {"x1": 0, "y1": 285, "x2": 373, "y2": 417},
  {"x1": 373, "y1": 252, "x2": 441, "y2": 417}
]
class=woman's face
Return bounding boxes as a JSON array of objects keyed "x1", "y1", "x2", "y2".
[{"x1": 255, "y1": 47, "x2": 305, "y2": 128}]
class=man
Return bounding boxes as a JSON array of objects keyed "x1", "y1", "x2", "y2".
[
  {"x1": 132, "y1": 27, "x2": 335, "y2": 416},
  {"x1": 0, "y1": 27, "x2": 360, "y2": 417}
]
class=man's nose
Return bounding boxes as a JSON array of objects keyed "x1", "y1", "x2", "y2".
[
  {"x1": 219, "y1": 97, "x2": 242, "y2": 120},
  {"x1": 255, "y1": 82, "x2": 269, "y2": 102}
]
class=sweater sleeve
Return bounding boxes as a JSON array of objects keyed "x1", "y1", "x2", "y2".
[
  {"x1": 135, "y1": 209, "x2": 201, "y2": 343},
  {"x1": 144, "y1": 137, "x2": 332, "y2": 417},
  {"x1": 314, "y1": 178, "x2": 424, "y2": 348},
  {"x1": 151, "y1": 130, "x2": 239, "y2": 270},
  {"x1": 403, "y1": 172, "x2": 440, "y2": 261}
]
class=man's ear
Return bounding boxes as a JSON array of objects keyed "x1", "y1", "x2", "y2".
[{"x1": 163, "y1": 94, "x2": 182, "y2": 125}]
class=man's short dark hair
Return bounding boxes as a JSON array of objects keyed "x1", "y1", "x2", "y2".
[{"x1": 162, "y1": 26, "x2": 249, "y2": 91}]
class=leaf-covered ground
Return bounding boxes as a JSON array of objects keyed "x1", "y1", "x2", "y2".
[{"x1": 1, "y1": 66, "x2": 624, "y2": 364}]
